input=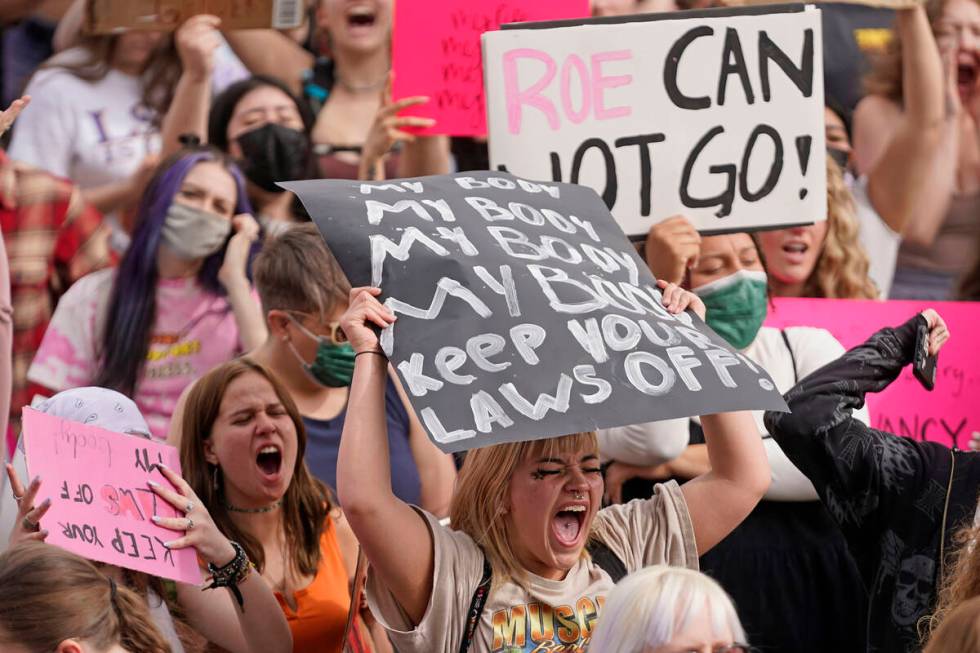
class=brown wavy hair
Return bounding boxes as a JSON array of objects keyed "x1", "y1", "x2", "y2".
[
  {"x1": 0, "y1": 543, "x2": 171, "y2": 653},
  {"x1": 864, "y1": 0, "x2": 959, "y2": 103},
  {"x1": 923, "y1": 521, "x2": 980, "y2": 645},
  {"x1": 803, "y1": 155, "x2": 879, "y2": 299},
  {"x1": 180, "y1": 358, "x2": 331, "y2": 576},
  {"x1": 449, "y1": 432, "x2": 599, "y2": 589}
]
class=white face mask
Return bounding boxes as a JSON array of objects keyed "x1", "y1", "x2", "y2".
[{"x1": 160, "y1": 203, "x2": 232, "y2": 260}]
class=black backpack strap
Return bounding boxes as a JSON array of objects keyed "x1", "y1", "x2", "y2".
[
  {"x1": 459, "y1": 555, "x2": 492, "y2": 653},
  {"x1": 587, "y1": 539, "x2": 628, "y2": 584},
  {"x1": 780, "y1": 329, "x2": 799, "y2": 384}
]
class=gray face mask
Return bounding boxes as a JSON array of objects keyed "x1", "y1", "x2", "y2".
[{"x1": 161, "y1": 203, "x2": 232, "y2": 260}]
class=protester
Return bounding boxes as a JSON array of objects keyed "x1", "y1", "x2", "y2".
[
  {"x1": 0, "y1": 95, "x2": 112, "y2": 444},
  {"x1": 0, "y1": 542, "x2": 172, "y2": 653},
  {"x1": 335, "y1": 283, "x2": 768, "y2": 651},
  {"x1": 763, "y1": 309, "x2": 968, "y2": 653},
  {"x1": 588, "y1": 566, "x2": 749, "y2": 653},
  {"x1": 26, "y1": 146, "x2": 265, "y2": 439},
  {"x1": 223, "y1": 0, "x2": 450, "y2": 180},
  {"x1": 7, "y1": 31, "x2": 171, "y2": 248},
  {"x1": 854, "y1": 1, "x2": 980, "y2": 299},
  {"x1": 925, "y1": 596, "x2": 980, "y2": 653},
  {"x1": 248, "y1": 224, "x2": 455, "y2": 513},
  {"x1": 2, "y1": 386, "x2": 292, "y2": 653},
  {"x1": 604, "y1": 228, "x2": 868, "y2": 651},
  {"x1": 178, "y1": 357, "x2": 384, "y2": 651}
]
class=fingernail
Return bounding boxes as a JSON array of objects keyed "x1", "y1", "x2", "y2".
[
  {"x1": 147, "y1": 480, "x2": 159, "y2": 488},
  {"x1": 32, "y1": 475, "x2": 40, "y2": 484},
  {"x1": 157, "y1": 462, "x2": 169, "y2": 470},
  {"x1": 151, "y1": 515, "x2": 160, "y2": 522},
  {"x1": 163, "y1": 541, "x2": 174, "y2": 548},
  {"x1": 41, "y1": 498, "x2": 50, "y2": 507}
]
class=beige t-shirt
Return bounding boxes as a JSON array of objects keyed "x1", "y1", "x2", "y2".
[{"x1": 367, "y1": 480, "x2": 697, "y2": 652}]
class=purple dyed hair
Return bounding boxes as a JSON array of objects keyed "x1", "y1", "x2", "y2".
[{"x1": 94, "y1": 147, "x2": 257, "y2": 396}]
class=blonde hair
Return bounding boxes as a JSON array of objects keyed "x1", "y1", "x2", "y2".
[
  {"x1": 923, "y1": 520, "x2": 980, "y2": 645},
  {"x1": 804, "y1": 154, "x2": 878, "y2": 299},
  {"x1": 925, "y1": 595, "x2": 980, "y2": 652},
  {"x1": 589, "y1": 566, "x2": 747, "y2": 653},
  {"x1": 449, "y1": 432, "x2": 598, "y2": 587}
]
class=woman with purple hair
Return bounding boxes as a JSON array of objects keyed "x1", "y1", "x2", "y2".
[{"x1": 26, "y1": 145, "x2": 267, "y2": 440}]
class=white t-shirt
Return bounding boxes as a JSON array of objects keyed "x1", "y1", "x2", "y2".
[
  {"x1": 9, "y1": 48, "x2": 162, "y2": 190},
  {"x1": 849, "y1": 174, "x2": 900, "y2": 298},
  {"x1": 367, "y1": 481, "x2": 697, "y2": 652},
  {"x1": 598, "y1": 326, "x2": 870, "y2": 501}
]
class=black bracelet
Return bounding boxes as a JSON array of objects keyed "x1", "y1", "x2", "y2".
[
  {"x1": 204, "y1": 541, "x2": 253, "y2": 610},
  {"x1": 355, "y1": 350, "x2": 386, "y2": 359}
]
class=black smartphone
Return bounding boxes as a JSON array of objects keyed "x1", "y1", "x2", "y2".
[{"x1": 913, "y1": 322, "x2": 938, "y2": 391}]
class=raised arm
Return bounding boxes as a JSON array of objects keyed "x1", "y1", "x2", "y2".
[
  {"x1": 222, "y1": 30, "x2": 313, "y2": 96},
  {"x1": 219, "y1": 215, "x2": 266, "y2": 352},
  {"x1": 857, "y1": 6, "x2": 952, "y2": 242},
  {"x1": 763, "y1": 311, "x2": 951, "y2": 555},
  {"x1": 159, "y1": 15, "x2": 221, "y2": 158},
  {"x1": 337, "y1": 287, "x2": 433, "y2": 627}
]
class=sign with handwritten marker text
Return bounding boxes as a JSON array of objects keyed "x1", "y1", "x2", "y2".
[
  {"x1": 392, "y1": 0, "x2": 589, "y2": 136},
  {"x1": 22, "y1": 408, "x2": 200, "y2": 584},
  {"x1": 766, "y1": 298, "x2": 980, "y2": 449},
  {"x1": 483, "y1": 5, "x2": 826, "y2": 237},
  {"x1": 283, "y1": 171, "x2": 787, "y2": 454}
]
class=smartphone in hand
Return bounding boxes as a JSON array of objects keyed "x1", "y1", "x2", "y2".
[{"x1": 913, "y1": 321, "x2": 938, "y2": 391}]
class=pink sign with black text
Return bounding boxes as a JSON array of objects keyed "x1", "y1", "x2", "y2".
[
  {"x1": 21, "y1": 408, "x2": 200, "y2": 584},
  {"x1": 766, "y1": 298, "x2": 979, "y2": 449}
]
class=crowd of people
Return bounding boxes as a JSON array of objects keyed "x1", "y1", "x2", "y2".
[{"x1": 0, "y1": 0, "x2": 978, "y2": 652}]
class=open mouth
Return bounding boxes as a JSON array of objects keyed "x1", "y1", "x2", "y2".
[
  {"x1": 781, "y1": 241, "x2": 808, "y2": 263},
  {"x1": 552, "y1": 504, "x2": 587, "y2": 548},
  {"x1": 256, "y1": 445, "x2": 283, "y2": 477},
  {"x1": 346, "y1": 6, "x2": 377, "y2": 29},
  {"x1": 958, "y1": 62, "x2": 977, "y2": 95}
]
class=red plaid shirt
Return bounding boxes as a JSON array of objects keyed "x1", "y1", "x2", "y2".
[{"x1": 0, "y1": 151, "x2": 113, "y2": 432}]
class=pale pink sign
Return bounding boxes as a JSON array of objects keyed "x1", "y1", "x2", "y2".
[
  {"x1": 765, "y1": 298, "x2": 979, "y2": 449},
  {"x1": 392, "y1": 0, "x2": 589, "y2": 136},
  {"x1": 22, "y1": 408, "x2": 201, "y2": 584}
]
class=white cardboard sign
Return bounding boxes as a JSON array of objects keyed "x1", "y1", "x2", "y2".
[{"x1": 483, "y1": 6, "x2": 826, "y2": 237}]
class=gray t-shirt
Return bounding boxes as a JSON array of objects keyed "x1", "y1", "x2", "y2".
[{"x1": 367, "y1": 480, "x2": 697, "y2": 652}]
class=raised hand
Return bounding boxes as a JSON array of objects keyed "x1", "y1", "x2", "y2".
[
  {"x1": 0, "y1": 95, "x2": 29, "y2": 138},
  {"x1": 218, "y1": 213, "x2": 260, "y2": 291},
  {"x1": 5, "y1": 463, "x2": 50, "y2": 547},
  {"x1": 360, "y1": 73, "x2": 436, "y2": 180},
  {"x1": 643, "y1": 215, "x2": 702, "y2": 285},
  {"x1": 176, "y1": 14, "x2": 223, "y2": 82},
  {"x1": 148, "y1": 462, "x2": 236, "y2": 568},
  {"x1": 340, "y1": 287, "x2": 397, "y2": 354}
]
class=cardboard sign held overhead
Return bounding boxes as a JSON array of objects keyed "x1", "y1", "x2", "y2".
[
  {"x1": 766, "y1": 298, "x2": 980, "y2": 450},
  {"x1": 392, "y1": 0, "x2": 590, "y2": 136},
  {"x1": 86, "y1": 0, "x2": 304, "y2": 33},
  {"x1": 22, "y1": 408, "x2": 201, "y2": 585},
  {"x1": 484, "y1": 5, "x2": 827, "y2": 238},
  {"x1": 284, "y1": 172, "x2": 787, "y2": 454}
]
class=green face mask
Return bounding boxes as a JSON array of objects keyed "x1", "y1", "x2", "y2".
[
  {"x1": 692, "y1": 270, "x2": 768, "y2": 350},
  {"x1": 286, "y1": 316, "x2": 356, "y2": 387}
]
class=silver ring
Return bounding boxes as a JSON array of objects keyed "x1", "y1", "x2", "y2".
[
  {"x1": 184, "y1": 501, "x2": 194, "y2": 514},
  {"x1": 186, "y1": 517, "x2": 194, "y2": 531},
  {"x1": 21, "y1": 516, "x2": 38, "y2": 532},
  {"x1": 12, "y1": 493, "x2": 23, "y2": 504}
]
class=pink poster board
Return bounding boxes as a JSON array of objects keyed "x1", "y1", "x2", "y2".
[
  {"x1": 22, "y1": 408, "x2": 200, "y2": 584},
  {"x1": 392, "y1": 0, "x2": 589, "y2": 136},
  {"x1": 766, "y1": 298, "x2": 980, "y2": 449}
]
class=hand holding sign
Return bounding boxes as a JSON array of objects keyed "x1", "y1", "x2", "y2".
[
  {"x1": 341, "y1": 287, "x2": 398, "y2": 354},
  {"x1": 175, "y1": 14, "x2": 222, "y2": 82},
  {"x1": 148, "y1": 463, "x2": 236, "y2": 567}
]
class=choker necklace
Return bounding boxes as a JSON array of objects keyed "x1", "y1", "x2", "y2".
[
  {"x1": 336, "y1": 70, "x2": 390, "y2": 94},
  {"x1": 223, "y1": 499, "x2": 283, "y2": 514}
]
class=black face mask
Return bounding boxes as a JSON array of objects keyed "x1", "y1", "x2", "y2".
[
  {"x1": 236, "y1": 123, "x2": 311, "y2": 193},
  {"x1": 827, "y1": 146, "x2": 849, "y2": 173}
]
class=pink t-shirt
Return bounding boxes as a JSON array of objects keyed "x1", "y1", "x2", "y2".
[{"x1": 28, "y1": 269, "x2": 248, "y2": 439}]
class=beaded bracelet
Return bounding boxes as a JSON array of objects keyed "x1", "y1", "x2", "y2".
[{"x1": 204, "y1": 541, "x2": 253, "y2": 609}]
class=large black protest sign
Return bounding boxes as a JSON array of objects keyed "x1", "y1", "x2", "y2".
[
  {"x1": 284, "y1": 172, "x2": 787, "y2": 453},
  {"x1": 483, "y1": 5, "x2": 827, "y2": 238}
]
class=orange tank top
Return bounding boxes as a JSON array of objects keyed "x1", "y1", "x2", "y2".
[{"x1": 275, "y1": 518, "x2": 351, "y2": 653}]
